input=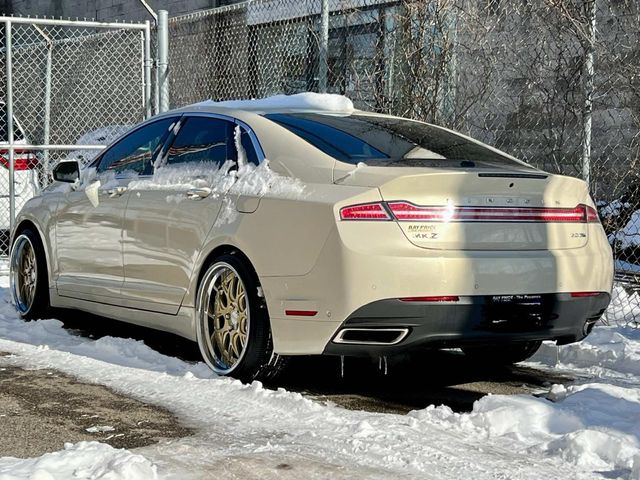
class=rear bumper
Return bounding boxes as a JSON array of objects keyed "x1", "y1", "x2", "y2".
[
  {"x1": 265, "y1": 222, "x2": 614, "y2": 356},
  {"x1": 323, "y1": 292, "x2": 610, "y2": 356}
]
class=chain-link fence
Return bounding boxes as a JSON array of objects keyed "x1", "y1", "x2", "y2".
[
  {"x1": 0, "y1": 15, "x2": 152, "y2": 252},
  {"x1": 1, "y1": 2, "x2": 638, "y2": 322},
  {"x1": 168, "y1": 0, "x2": 640, "y2": 324},
  {"x1": 168, "y1": 0, "x2": 638, "y2": 195}
]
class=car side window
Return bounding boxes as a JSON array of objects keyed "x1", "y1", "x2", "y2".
[
  {"x1": 167, "y1": 117, "x2": 234, "y2": 167},
  {"x1": 97, "y1": 118, "x2": 176, "y2": 174},
  {"x1": 235, "y1": 126, "x2": 260, "y2": 166}
]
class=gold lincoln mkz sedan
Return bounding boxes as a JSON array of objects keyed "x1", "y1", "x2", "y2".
[{"x1": 10, "y1": 96, "x2": 613, "y2": 381}]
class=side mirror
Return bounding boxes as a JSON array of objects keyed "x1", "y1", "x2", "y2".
[{"x1": 52, "y1": 161, "x2": 80, "y2": 183}]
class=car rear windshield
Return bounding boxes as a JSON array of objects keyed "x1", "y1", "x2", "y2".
[{"x1": 264, "y1": 113, "x2": 529, "y2": 169}]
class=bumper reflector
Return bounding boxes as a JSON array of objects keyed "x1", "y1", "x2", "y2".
[
  {"x1": 570, "y1": 292, "x2": 601, "y2": 298},
  {"x1": 285, "y1": 309, "x2": 318, "y2": 317}
]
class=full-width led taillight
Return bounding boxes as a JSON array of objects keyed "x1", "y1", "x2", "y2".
[
  {"x1": 339, "y1": 202, "x2": 391, "y2": 220},
  {"x1": 0, "y1": 149, "x2": 38, "y2": 170},
  {"x1": 340, "y1": 201, "x2": 601, "y2": 223},
  {"x1": 386, "y1": 202, "x2": 600, "y2": 223}
]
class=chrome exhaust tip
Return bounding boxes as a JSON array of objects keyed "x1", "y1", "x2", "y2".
[{"x1": 332, "y1": 328, "x2": 409, "y2": 345}]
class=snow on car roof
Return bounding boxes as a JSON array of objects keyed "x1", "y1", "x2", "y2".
[{"x1": 191, "y1": 92, "x2": 354, "y2": 114}]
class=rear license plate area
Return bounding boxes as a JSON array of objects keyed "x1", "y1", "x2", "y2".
[{"x1": 480, "y1": 295, "x2": 551, "y2": 332}]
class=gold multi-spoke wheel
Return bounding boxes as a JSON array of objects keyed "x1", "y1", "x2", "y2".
[
  {"x1": 10, "y1": 230, "x2": 49, "y2": 319},
  {"x1": 205, "y1": 264, "x2": 250, "y2": 372},
  {"x1": 196, "y1": 255, "x2": 285, "y2": 381}
]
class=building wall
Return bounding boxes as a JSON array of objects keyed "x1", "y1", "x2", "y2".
[{"x1": 3, "y1": 0, "x2": 236, "y2": 22}]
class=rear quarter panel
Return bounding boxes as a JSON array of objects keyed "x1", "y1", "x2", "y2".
[{"x1": 182, "y1": 184, "x2": 378, "y2": 309}]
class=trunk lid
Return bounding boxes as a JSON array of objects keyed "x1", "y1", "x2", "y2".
[{"x1": 340, "y1": 166, "x2": 592, "y2": 251}]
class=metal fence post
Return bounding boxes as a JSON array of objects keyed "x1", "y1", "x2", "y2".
[
  {"x1": 33, "y1": 25, "x2": 53, "y2": 175},
  {"x1": 43, "y1": 43, "x2": 52, "y2": 174},
  {"x1": 5, "y1": 20, "x2": 15, "y2": 233},
  {"x1": 318, "y1": 0, "x2": 329, "y2": 93},
  {"x1": 157, "y1": 10, "x2": 169, "y2": 112},
  {"x1": 581, "y1": 0, "x2": 596, "y2": 188},
  {"x1": 143, "y1": 20, "x2": 152, "y2": 118}
]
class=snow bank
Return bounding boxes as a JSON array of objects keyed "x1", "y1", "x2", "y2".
[
  {"x1": 525, "y1": 286, "x2": 640, "y2": 377},
  {"x1": 617, "y1": 259, "x2": 640, "y2": 275},
  {"x1": 0, "y1": 275, "x2": 585, "y2": 479},
  {"x1": 410, "y1": 382, "x2": 640, "y2": 476},
  {"x1": 600, "y1": 199, "x2": 631, "y2": 219},
  {"x1": 0, "y1": 441, "x2": 157, "y2": 480},
  {"x1": 2, "y1": 263, "x2": 640, "y2": 478},
  {"x1": 610, "y1": 210, "x2": 640, "y2": 248},
  {"x1": 194, "y1": 92, "x2": 354, "y2": 113},
  {"x1": 541, "y1": 323, "x2": 640, "y2": 377},
  {"x1": 604, "y1": 284, "x2": 640, "y2": 326}
]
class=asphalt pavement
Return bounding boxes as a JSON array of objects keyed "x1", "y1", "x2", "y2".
[
  {"x1": 0, "y1": 311, "x2": 577, "y2": 457},
  {"x1": 0, "y1": 354, "x2": 192, "y2": 458}
]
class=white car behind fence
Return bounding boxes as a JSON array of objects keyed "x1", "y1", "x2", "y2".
[{"x1": 0, "y1": 102, "x2": 41, "y2": 252}]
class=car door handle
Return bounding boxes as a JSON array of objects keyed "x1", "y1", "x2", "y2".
[
  {"x1": 186, "y1": 187, "x2": 212, "y2": 199},
  {"x1": 106, "y1": 186, "x2": 128, "y2": 197}
]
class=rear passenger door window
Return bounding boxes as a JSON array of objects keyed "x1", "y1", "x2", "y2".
[{"x1": 167, "y1": 117, "x2": 235, "y2": 167}]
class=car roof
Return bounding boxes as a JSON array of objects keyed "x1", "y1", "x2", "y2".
[{"x1": 165, "y1": 105, "x2": 402, "y2": 132}]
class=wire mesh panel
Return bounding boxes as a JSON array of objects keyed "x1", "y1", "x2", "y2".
[
  {"x1": 167, "y1": 0, "x2": 640, "y2": 323},
  {"x1": 169, "y1": 2, "x2": 320, "y2": 105},
  {"x1": 0, "y1": 17, "x2": 151, "y2": 254}
]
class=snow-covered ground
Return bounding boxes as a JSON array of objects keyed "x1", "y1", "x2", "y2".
[{"x1": 0, "y1": 263, "x2": 639, "y2": 479}]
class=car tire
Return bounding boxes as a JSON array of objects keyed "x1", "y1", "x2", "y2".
[
  {"x1": 10, "y1": 228, "x2": 51, "y2": 320},
  {"x1": 461, "y1": 340, "x2": 542, "y2": 365},
  {"x1": 195, "y1": 253, "x2": 286, "y2": 382}
]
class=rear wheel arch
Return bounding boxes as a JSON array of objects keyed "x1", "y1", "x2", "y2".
[
  {"x1": 193, "y1": 244, "x2": 267, "y2": 322},
  {"x1": 196, "y1": 244, "x2": 261, "y2": 295}
]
